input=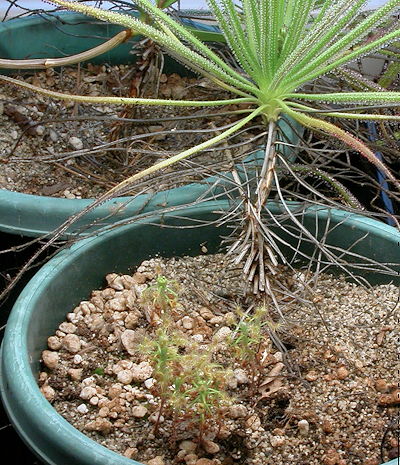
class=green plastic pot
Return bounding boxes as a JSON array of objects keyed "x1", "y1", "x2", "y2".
[
  {"x1": 0, "y1": 12, "x2": 301, "y2": 238},
  {"x1": 1, "y1": 200, "x2": 399, "y2": 465},
  {"x1": 0, "y1": 11, "x2": 223, "y2": 69}
]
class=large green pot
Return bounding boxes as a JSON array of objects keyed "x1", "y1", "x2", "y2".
[
  {"x1": 0, "y1": 12, "x2": 300, "y2": 238},
  {"x1": 0, "y1": 12, "x2": 220, "y2": 238},
  {"x1": 1, "y1": 200, "x2": 399, "y2": 465}
]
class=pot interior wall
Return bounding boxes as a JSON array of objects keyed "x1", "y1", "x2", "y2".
[{"x1": 0, "y1": 12, "x2": 207, "y2": 75}]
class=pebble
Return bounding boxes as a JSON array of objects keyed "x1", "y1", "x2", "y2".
[
  {"x1": 375, "y1": 378, "x2": 388, "y2": 392},
  {"x1": 245, "y1": 414, "x2": 261, "y2": 430},
  {"x1": 62, "y1": 334, "x2": 81, "y2": 353},
  {"x1": 131, "y1": 405, "x2": 148, "y2": 418},
  {"x1": 76, "y1": 404, "x2": 89, "y2": 414},
  {"x1": 354, "y1": 359, "x2": 363, "y2": 370},
  {"x1": 322, "y1": 449, "x2": 341, "y2": 465},
  {"x1": 84, "y1": 418, "x2": 112, "y2": 434},
  {"x1": 107, "y1": 296, "x2": 127, "y2": 312},
  {"x1": 305, "y1": 370, "x2": 318, "y2": 382},
  {"x1": 270, "y1": 435, "x2": 286, "y2": 447},
  {"x1": 99, "y1": 407, "x2": 110, "y2": 417},
  {"x1": 213, "y1": 326, "x2": 232, "y2": 342},
  {"x1": 49, "y1": 128, "x2": 59, "y2": 142},
  {"x1": 202, "y1": 439, "x2": 220, "y2": 454},
  {"x1": 199, "y1": 306, "x2": 214, "y2": 320},
  {"x1": 40, "y1": 384, "x2": 55, "y2": 402},
  {"x1": 147, "y1": 456, "x2": 165, "y2": 465},
  {"x1": 120, "y1": 329, "x2": 140, "y2": 355},
  {"x1": 58, "y1": 322, "x2": 77, "y2": 334},
  {"x1": 89, "y1": 315, "x2": 105, "y2": 331},
  {"x1": 322, "y1": 419, "x2": 334, "y2": 433},
  {"x1": 233, "y1": 368, "x2": 249, "y2": 384},
  {"x1": 336, "y1": 366, "x2": 349, "y2": 380},
  {"x1": 35, "y1": 125, "x2": 45, "y2": 136},
  {"x1": 108, "y1": 384, "x2": 123, "y2": 399},
  {"x1": 80, "y1": 386, "x2": 97, "y2": 400},
  {"x1": 106, "y1": 273, "x2": 124, "y2": 290},
  {"x1": 209, "y1": 316, "x2": 224, "y2": 325},
  {"x1": 298, "y1": 419, "x2": 310, "y2": 436},
  {"x1": 179, "y1": 440, "x2": 197, "y2": 452},
  {"x1": 144, "y1": 378, "x2": 155, "y2": 389},
  {"x1": 117, "y1": 369, "x2": 133, "y2": 385},
  {"x1": 131, "y1": 361, "x2": 153, "y2": 382},
  {"x1": 68, "y1": 368, "x2": 83, "y2": 381},
  {"x1": 69, "y1": 136, "x2": 84, "y2": 150},
  {"x1": 184, "y1": 454, "x2": 198, "y2": 465},
  {"x1": 47, "y1": 336, "x2": 62, "y2": 350},
  {"x1": 227, "y1": 376, "x2": 238, "y2": 389},
  {"x1": 132, "y1": 272, "x2": 148, "y2": 284},
  {"x1": 41, "y1": 350, "x2": 59, "y2": 369},
  {"x1": 73, "y1": 354, "x2": 83, "y2": 364},
  {"x1": 63, "y1": 189, "x2": 76, "y2": 199},
  {"x1": 125, "y1": 311, "x2": 140, "y2": 329},
  {"x1": 229, "y1": 403, "x2": 248, "y2": 419},
  {"x1": 182, "y1": 316, "x2": 194, "y2": 330},
  {"x1": 338, "y1": 400, "x2": 347, "y2": 410},
  {"x1": 149, "y1": 412, "x2": 164, "y2": 423},
  {"x1": 378, "y1": 389, "x2": 400, "y2": 406},
  {"x1": 82, "y1": 376, "x2": 96, "y2": 386},
  {"x1": 123, "y1": 447, "x2": 138, "y2": 459},
  {"x1": 81, "y1": 301, "x2": 96, "y2": 314},
  {"x1": 222, "y1": 312, "x2": 235, "y2": 326},
  {"x1": 195, "y1": 459, "x2": 214, "y2": 465}
]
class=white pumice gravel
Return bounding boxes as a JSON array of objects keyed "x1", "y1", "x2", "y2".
[
  {"x1": 38, "y1": 254, "x2": 399, "y2": 465},
  {"x1": 0, "y1": 66, "x2": 244, "y2": 199}
]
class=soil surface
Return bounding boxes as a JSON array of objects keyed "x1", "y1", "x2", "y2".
[
  {"x1": 38, "y1": 254, "x2": 399, "y2": 465},
  {"x1": 0, "y1": 65, "x2": 257, "y2": 199}
]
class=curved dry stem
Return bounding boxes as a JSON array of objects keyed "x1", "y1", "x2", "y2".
[{"x1": 0, "y1": 30, "x2": 132, "y2": 69}]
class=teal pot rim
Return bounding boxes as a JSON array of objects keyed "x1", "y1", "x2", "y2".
[
  {"x1": 1, "y1": 199, "x2": 399, "y2": 465},
  {"x1": 0, "y1": 11, "x2": 223, "y2": 71},
  {"x1": 0, "y1": 12, "x2": 300, "y2": 238}
]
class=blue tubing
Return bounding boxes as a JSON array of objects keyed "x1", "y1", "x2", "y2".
[{"x1": 366, "y1": 122, "x2": 396, "y2": 226}]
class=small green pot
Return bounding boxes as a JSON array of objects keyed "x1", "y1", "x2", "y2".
[
  {"x1": 1, "y1": 200, "x2": 399, "y2": 465},
  {"x1": 0, "y1": 12, "x2": 301, "y2": 238}
]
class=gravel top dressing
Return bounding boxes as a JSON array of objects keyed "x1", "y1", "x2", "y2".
[
  {"x1": 38, "y1": 254, "x2": 399, "y2": 465},
  {"x1": 0, "y1": 66, "x2": 254, "y2": 199}
]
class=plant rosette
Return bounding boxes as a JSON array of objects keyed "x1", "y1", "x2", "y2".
[{"x1": 1, "y1": 200, "x2": 400, "y2": 465}]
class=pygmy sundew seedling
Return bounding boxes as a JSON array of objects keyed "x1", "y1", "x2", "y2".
[{"x1": 140, "y1": 274, "x2": 180, "y2": 324}]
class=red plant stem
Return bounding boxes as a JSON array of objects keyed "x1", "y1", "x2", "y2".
[{"x1": 153, "y1": 397, "x2": 166, "y2": 436}]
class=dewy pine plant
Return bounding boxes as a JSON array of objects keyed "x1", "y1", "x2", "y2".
[{"x1": 2, "y1": 0, "x2": 400, "y2": 292}]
